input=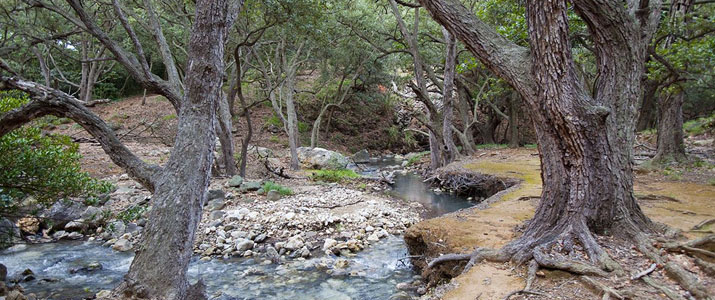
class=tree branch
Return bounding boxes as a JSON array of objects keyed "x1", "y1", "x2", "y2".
[{"x1": 0, "y1": 76, "x2": 160, "y2": 191}]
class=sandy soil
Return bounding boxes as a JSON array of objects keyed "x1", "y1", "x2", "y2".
[{"x1": 406, "y1": 148, "x2": 715, "y2": 300}]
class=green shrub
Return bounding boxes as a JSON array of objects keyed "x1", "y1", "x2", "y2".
[
  {"x1": 406, "y1": 151, "x2": 429, "y2": 166},
  {"x1": 683, "y1": 113, "x2": 715, "y2": 137},
  {"x1": 524, "y1": 144, "x2": 538, "y2": 149},
  {"x1": 0, "y1": 92, "x2": 112, "y2": 212},
  {"x1": 117, "y1": 205, "x2": 146, "y2": 222},
  {"x1": 262, "y1": 181, "x2": 293, "y2": 196},
  {"x1": 309, "y1": 169, "x2": 359, "y2": 183}
]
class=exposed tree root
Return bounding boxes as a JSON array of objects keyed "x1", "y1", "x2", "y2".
[
  {"x1": 580, "y1": 276, "x2": 624, "y2": 300},
  {"x1": 641, "y1": 276, "x2": 685, "y2": 300},
  {"x1": 426, "y1": 230, "x2": 715, "y2": 300},
  {"x1": 693, "y1": 257, "x2": 715, "y2": 276},
  {"x1": 630, "y1": 263, "x2": 657, "y2": 280},
  {"x1": 532, "y1": 246, "x2": 609, "y2": 276}
]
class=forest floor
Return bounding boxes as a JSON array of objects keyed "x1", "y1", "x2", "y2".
[{"x1": 406, "y1": 147, "x2": 715, "y2": 300}]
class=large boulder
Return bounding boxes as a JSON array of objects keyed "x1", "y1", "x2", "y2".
[
  {"x1": 297, "y1": 147, "x2": 349, "y2": 170},
  {"x1": 351, "y1": 149, "x2": 370, "y2": 163},
  {"x1": 0, "y1": 218, "x2": 21, "y2": 245},
  {"x1": 40, "y1": 200, "x2": 86, "y2": 230}
]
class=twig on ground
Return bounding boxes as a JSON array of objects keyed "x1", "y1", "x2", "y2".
[
  {"x1": 503, "y1": 289, "x2": 547, "y2": 300},
  {"x1": 631, "y1": 263, "x2": 657, "y2": 281}
]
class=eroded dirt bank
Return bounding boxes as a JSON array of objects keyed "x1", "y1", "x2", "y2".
[{"x1": 405, "y1": 148, "x2": 715, "y2": 299}]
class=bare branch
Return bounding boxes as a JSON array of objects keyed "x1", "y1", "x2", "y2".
[{"x1": 0, "y1": 76, "x2": 160, "y2": 191}]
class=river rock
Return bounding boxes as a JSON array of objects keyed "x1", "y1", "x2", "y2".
[
  {"x1": 0, "y1": 218, "x2": 20, "y2": 244},
  {"x1": 395, "y1": 281, "x2": 413, "y2": 291},
  {"x1": 253, "y1": 233, "x2": 267, "y2": 243},
  {"x1": 322, "y1": 238, "x2": 337, "y2": 251},
  {"x1": 351, "y1": 149, "x2": 370, "y2": 163},
  {"x1": 210, "y1": 210, "x2": 225, "y2": 220},
  {"x1": 107, "y1": 220, "x2": 126, "y2": 237},
  {"x1": 16, "y1": 217, "x2": 40, "y2": 235},
  {"x1": 284, "y1": 236, "x2": 304, "y2": 250},
  {"x1": 388, "y1": 291, "x2": 410, "y2": 300},
  {"x1": 81, "y1": 206, "x2": 104, "y2": 224},
  {"x1": 69, "y1": 261, "x2": 103, "y2": 274},
  {"x1": 0, "y1": 263, "x2": 6, "y2": 282},
  {"x1": 297, "y1": 147, "x2": 349, "y2": 170},
  {"x1": 235, "y1": 239, "x2": 254, "y2": 252},
  {"x1": 266, "y1": 190, "x2": 282, "y2": 201},
  {"x1": 265, "y1": 246, "x2": 280, "y2": 262},
  {"x1": 7, "y1": 290, "x2": 26, "y2": 300},
  {"x1": 64, "y1": 219, "x2": 87, "y2": 232},
  {"x1": 299, "y1": 246, "x2": 311, "y2": 258},
  {"x1": 334, "y1": 259, "x2": 349, "y2": 269},
  {"x1": 207, "y1": 199, "x2": 225, "y2": 211},
  {"x1": 227, "y1": 175, "x2": 243, "y2": 187},
  {"x1": 208, "y1": 189, "x2": 225, "y2": 201},
  {"x1": 238, "y1": 181, "x2": 262, "y2": 192},
  {"x1": 41, "y1": 200, "x2": 86, "y2": 230},
  {"x1": 112, "y1": 239, "x2": 133, "y2": 252}
]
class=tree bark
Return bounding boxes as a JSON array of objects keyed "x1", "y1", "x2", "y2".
[
  {"x1": 285, "y1": 67, "x2": 300, "y2": 170},
  {"x1": 508, "y1": 91, "x2": 519, "y2": 148},
  {"x1": 442, "y1": 27, "x2": 459, "y2": 164},
  {"x1": 216, "y1": 93, "x2": 237, "y2": 176},
  {"x1": 113, "y1": 0, "x2": 230, "y2": 298},
  {"x1": 653, "y1": 91, "x2": 687, "y2": 163},
  {"x1": 418, "y1": 0, "x2": 661, "y2": 264}
]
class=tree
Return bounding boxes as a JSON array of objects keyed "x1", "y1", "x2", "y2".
[
  {"x1": 417, "y1": 1, "x2": 710, "y2": 297},
  {"x1": 0, "y1": 0, "x2": 235, "y2": 298}
]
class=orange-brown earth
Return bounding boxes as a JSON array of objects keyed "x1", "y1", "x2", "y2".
[{"x1": 406, "y1": 148, "x2": 715, "y2": 300}]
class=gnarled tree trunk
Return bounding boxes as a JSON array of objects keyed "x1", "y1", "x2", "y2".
[
  {"x1": 418, "y1": 0, "x2": 661, "y2": 265},
  {"x1": 442, "y1": 27, "x2": 459, "y2": 164},
  {"x1": 653, "y1": 91, "x2": 687, "y2": 163},
  {"x1": 114, "y1": 0, "x2": 230, "y2": 298}
]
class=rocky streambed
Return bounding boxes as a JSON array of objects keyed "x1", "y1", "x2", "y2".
[{"x1": 1, "y1": 155, "x2": 484, "y2": 299}]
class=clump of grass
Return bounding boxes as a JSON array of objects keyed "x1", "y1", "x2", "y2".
[
  {"x1": 405, "y1": 151, "x2": 429, "y2": 166},
  {"x1": 262, "y1": 181, "x2": 293, "y2": 196},
  {"x1": 309, "y1": 169, "x2": 359, "y2": 183},
  {"x1": 683, "y1": 113, "x2": 714, "y2": 137},
  {"x1": 476, "y1": 143, "x2": 508, "y2": 150},
  {"x1": 117, "y1": 205, "x2": 146, "y2": 222},
  {"x1": 524, "y1": 143, "x2": 538, "y2": 149}
]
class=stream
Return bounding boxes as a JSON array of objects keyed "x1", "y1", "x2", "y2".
[{"x1": 1, "y1": 157, "x2": 473, "y2": 300}]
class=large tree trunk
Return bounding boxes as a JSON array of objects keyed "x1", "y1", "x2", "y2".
[
  {"x1": 418, "y1": 0, "x2": 661, "y2": 265},
  {"x1": 285, "y1": 67, "x2": 300, "y2": 170},
  {"x1": 216, "y1": 93, "x2": 237, "y2": 176},
  {"x1": 653, "y1": 91, "x2": 687, "y2": 163},
  {"x1": 442, "y1": 27, "x2": 459, "y2": 164},
  {"x1": 636, "y1": 79, "x2": 659, "y2": 131},
  {"x1": 508, "y1": 91, "x2": 519, "y2": 148},
  {"x1": 113, "y1": 0, "x2": 229, "y2": 299}
]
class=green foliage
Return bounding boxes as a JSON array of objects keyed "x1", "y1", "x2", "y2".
[
  {"x1": 262, "y1": 181, "x2": 293, "y2": 196},
  {"x1": 524, "y1": 144, "x2": 538, "y2": 149},
  {"x1": 0, "y1": 92, "x2": 112, "y2": 212},
  {"x1": 309, "y1": 169, "x2": 359, "y2": 183},
  {"x1": 298, "y1": 121, "x2": 309, "y2": 133},
  {"x1": 683, "y1": 113, "x2": 714, "y2": 136},
  {"x1": 117, "y1": 205, "x2": 146, "y2": 222},
  {"x1": 406, "y1": 151, "x2": 429, "y2": 166},
  {"x1": 266, "y1": 114, "x2": 283, "y2": 128},
  {"x1": 162, "y1": 114, "x2": 177, "y2": 121}
]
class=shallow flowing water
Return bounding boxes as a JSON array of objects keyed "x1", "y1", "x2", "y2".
[{"x1": 2, "y1": 156, "x2": 475, "y2": 299}]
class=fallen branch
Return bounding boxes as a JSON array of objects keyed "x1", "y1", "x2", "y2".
[
  {"x1": 503, "y1": 289, "x2": 547, "y2": 300},
  {"x1": 630, "y1": 263, "x2": 657, "y2": 281},
  {"x1": 692, "y1": 218, "x2": 715, "y2": 231}
]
